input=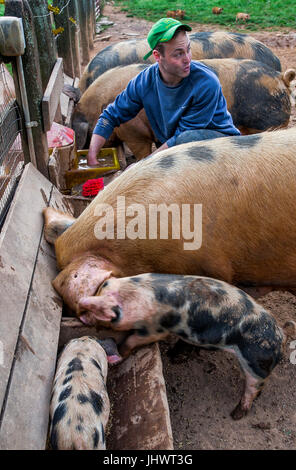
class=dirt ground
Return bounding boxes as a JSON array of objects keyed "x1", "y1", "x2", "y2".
[{"x1": 90, "y1": 2, "x2": 296, "y2": 450}]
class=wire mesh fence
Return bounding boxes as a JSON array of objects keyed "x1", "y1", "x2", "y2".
[
  {"x1": 0, "y1": 63, "x2": 24, "y2": 228},
  {"x1": 95, "y1": 0, "x2": 101, "y2": 19}
]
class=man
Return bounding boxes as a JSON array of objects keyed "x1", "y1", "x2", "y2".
[{"x1": 87, "y1": 17, "x2": 240, "y2": 166}]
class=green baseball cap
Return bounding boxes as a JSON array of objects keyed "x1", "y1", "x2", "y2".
[{"x1": 143, "y1": 17, "x2": 192, "y2": 60}]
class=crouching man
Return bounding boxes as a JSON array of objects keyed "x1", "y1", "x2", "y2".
[{"x1": 87, "y1": 17, "x2": 240, "y2": 166}]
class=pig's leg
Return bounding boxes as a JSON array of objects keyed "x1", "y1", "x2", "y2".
[
  {"x1": 119, "y1": 331, "x2": 169, "y2": 358},
  {"x1": 230, "y1": 371, "x2": 265, "y2": 420},
  {"x1": 43, "y1": 207, "x2": 76, "y2": 244}
]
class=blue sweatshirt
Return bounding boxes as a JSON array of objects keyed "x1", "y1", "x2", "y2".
[{"x1": 93, "y1": 61, "x2": 240, "y2": 147}]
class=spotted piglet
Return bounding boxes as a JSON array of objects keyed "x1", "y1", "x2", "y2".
[
  {"x1": 49, "y1": 336, "x2": 121, "y2": 450},
  {"x1": 78, "y1": 274, "x2": 285, "y2": 420}
]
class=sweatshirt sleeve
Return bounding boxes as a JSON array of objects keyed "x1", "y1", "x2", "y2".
[{"x1": 93, "y1": 75, "x2": 144, "y2": 140}]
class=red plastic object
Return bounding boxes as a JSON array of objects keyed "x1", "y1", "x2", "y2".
[
  {"x1": 82, "y1": 178, "x2": 104, "y2": 197},
  {"x1": 47, "y1": 122, "x2": 75, "y2": 148}
]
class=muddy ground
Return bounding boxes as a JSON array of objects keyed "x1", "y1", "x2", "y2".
[{"x1": 90, "y1": 2, "x2": 296, "y2": 450}]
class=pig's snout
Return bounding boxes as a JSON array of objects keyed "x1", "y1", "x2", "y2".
[
  {"x1": 111, "y1": 305, "x2": 122, "y2": 323},
  {"x1": 96, "y1": 337, "x2": 122, "y2": 364},
  {"x1": 78, "y1": 295, "x2": 120, "y2": 326}
]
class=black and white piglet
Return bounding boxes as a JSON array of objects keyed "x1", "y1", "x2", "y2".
[
  {"x1": 49, "y1": 336, "x2": 121, "y2": 450},
  {"x1": 78, "y1": 274, "x2": 288, "y2": 420}
]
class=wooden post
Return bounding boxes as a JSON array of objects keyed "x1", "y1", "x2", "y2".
[
  {"x1": 31, "y1": 0, "x2": 57, "y2": 92},
  {"x1": 88, "y1": 0, "x2": 94, "y2": 50},
  {"x1": 68, "y1": 0, "x2": 81, "y2": 78},
  {"x1": 52, "y1": 0, "x2": 74, "y2": 78},
  {"x1": 78, "y1": 0, "x2": 90, "y2": 65},
  {"x1": 31, "y1": 1, "x2": 62, "y2": 125},
  {"x1": 91, "y1": 0, "x2": 96, "y2": 37},
  {"x1": 5, "y1": 0, "x2": 49, "y2": 177}
]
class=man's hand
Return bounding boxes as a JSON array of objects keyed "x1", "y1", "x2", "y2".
[
  {"x1": 87, "y1": 134, "x2": 106, "y2": 166},
  {"x1": 148, "y1": 142, "x2": 169, "y2": 157}
]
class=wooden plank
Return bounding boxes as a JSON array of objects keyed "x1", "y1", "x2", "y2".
[
  {"x1": 68, "y1": 0, "x2": 81, "y2": 78},
  {"x1": 0, "y1": 236, "x2": 61, "y2": 449},
  {"x1": 31, "y1": 0, "x2": 58, "y2": 93},
  {"x1": 107, "y1": 344, "x2": 174, "y2": 450},
  {"x1": 42, "y1": 58, "x2": 64, "y2": 132},
  {"x1": 78, "y1": 0, "x2": 90, "y2": 65},
  {"x1": 0, "y1": 163, "x2": 52, "y2": 423},
  {"x1": 65, "y1": 76, "x2": 79, "y2": 127},
  {"x1": 60, "y1": 74, "x2": 72, "y2": 118},
  {"x1": 52, "y1": 0, "x2": 74, "y2": 78},
  {"x1": 0, "y1": 171, "x2": 76, "y2": 449}
]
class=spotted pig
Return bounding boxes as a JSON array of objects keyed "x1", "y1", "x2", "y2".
[
  {"x1": 65, "y1": 60, "x2": 295, "y2": 155},
  {"x1": 49, "y1": 336, "x2": 121, "y2": 450},
  {"x1": 78, "y1": 31, "x2": 281, "y2": 93},
  {"x1": 78, "y1": 274, "x2": 285, "y2": 420}
]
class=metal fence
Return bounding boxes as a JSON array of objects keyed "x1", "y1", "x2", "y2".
[
  {"x1": 95, "y1": 0, "x2": 101, "y2": 19},
  {"x1": 0, "y1": 63, "x2": 24, "y2": 228}
]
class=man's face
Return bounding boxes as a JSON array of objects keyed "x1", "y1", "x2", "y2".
[{"x1": 153, "y1": 30, "x2": 192, "y2": 86}]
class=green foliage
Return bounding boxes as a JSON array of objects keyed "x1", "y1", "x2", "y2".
[{"x1": 114, "y1": 0, "x2": 296, "y2": 30}]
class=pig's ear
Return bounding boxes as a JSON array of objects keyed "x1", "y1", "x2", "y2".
[
  {"x1": 62, "y1": 84, "x2": 81, "y2": 103},
  {"x1": 52, "y1": 257, "x2": 112, "y2": 313}
]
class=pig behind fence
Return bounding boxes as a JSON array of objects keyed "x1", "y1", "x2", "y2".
[
  {"x1": 65, "y1": 59, "x2": 295, "y2": 157},
  {"x1": 49, "y1": 336, "x2": 120, "y2": 450},
  {"x1": 78, "y1": 274, "x2": 291, "y2": 420},
  {"x1": 78, "y1": 31, "x2": 281, "y2": 93}
]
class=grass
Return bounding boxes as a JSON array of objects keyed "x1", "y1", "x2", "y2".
[{"x1": 114, "y1": 0, "x2": 296, "y2": 30}]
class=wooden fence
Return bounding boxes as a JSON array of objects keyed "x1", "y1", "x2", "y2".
[{"x1": 0, "y1": 0, "x2": 102, "y2": 187}]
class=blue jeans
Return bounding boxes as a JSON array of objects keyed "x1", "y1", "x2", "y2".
[{"x1": 175, "y1": 129, "x2": 229, "y2": 145}]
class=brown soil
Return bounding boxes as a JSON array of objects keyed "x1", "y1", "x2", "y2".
[{"x1": 90, "y1": 2, "x2": 296, "y2": 450}]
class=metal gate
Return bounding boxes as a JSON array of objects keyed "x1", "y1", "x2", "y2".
[{"x1": 0, "y1": 63, "x2": 24, "y2": 228}]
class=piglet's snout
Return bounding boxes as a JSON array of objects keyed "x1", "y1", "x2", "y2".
[
  {"x1": 78, "y1": 295, "x2": 119, "y2": 325},
  {"x1": 97, "y1": 337, "x2": 122, "y2": 364}
]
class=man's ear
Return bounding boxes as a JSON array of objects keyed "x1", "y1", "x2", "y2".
[{"x1": 152, "y1": 49, "x2": 161, "y2": 63}]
